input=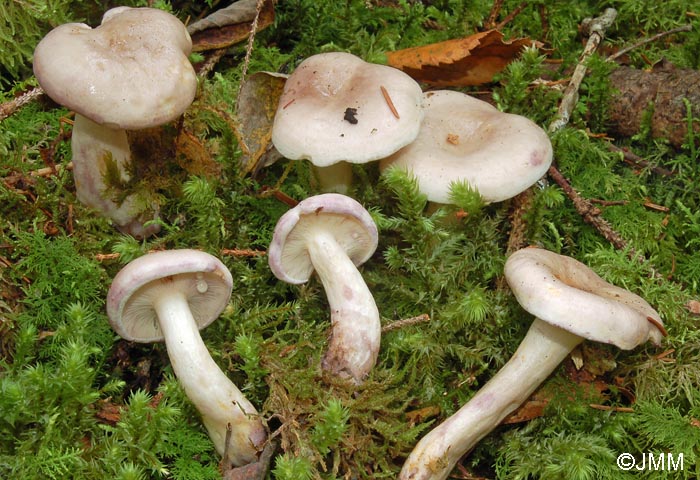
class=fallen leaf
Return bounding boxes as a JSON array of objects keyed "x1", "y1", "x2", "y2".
[
  {"x1": 686, "y1": 299, "x2": 700, "y2": 316},
  {"x1": 188, "y1": 0, "x2": 275, "y2": 52},
  {"x1": 405, "y1": 405, "x2": 441, "y2": 426},
  {"x1": 234, "y1": 71, "x2": 288, "y2": 175},
  {"x1": 386, "y1": 29, "x2": 542, "y2": 86}
]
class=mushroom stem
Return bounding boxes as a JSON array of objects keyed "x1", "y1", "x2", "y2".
[
  {"x1": 152, "y1": 288, "x2": 266, "y2": 465},
  {"x1": 400, "y1": 318, "x2": 582, "y2": 480},
  {"x1": 312, "y1": 161, "x2": 354, "y2": 194},
  {"x1": 307, "y1": 228, "x2": 380, "y2": 383}
]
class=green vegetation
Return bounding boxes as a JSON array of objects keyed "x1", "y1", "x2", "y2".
[{"x1": 2, "y1": 0, "x2": 700, "y2": 478}]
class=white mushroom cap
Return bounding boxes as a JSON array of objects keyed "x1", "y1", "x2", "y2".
[
  {"x1": 504, "y1": 247, "x2": 666, "y2": 349},
  {"x1": 379, "y1": 90, "x2": 553, "y2": 203},
  {"x1": 106, "y1": 249, "x2": 233, "y2": 343},
  {"x1": 271, "y1": 52, "x2": 424, "y2": 166},
  {"x1": 268, "y1": 193, "x2": 378, "y2": 284},
  {"x1": 33, "y1": 7, "x2": 197, "y2": 130}
]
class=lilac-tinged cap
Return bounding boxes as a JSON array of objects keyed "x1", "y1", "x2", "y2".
[
  {"x1": 272, "y1": 52, "x2": 423, "y2": 166},
  {"x1": 380, "y1": 90, "x2": 553, "y2": 204},
  {"x1": 268, "y1": 193, "x2": 378, "y2": 284},
  {"x1": 106, "y1": 249, "x2": 233, "y2": 342},
  {"x1": 33, "y1": 7, "x2": 196, "y2": 130},
  {"x1": 504, "y1": 247, "x2": 666, "y2": 349}
]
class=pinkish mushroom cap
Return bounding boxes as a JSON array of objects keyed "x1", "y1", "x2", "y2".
[
  {"x1": 107, "y1": 249, "x2": 233, "y2": 343},
  {"x1": 33, "y1": 6, "x2": 197, "y2": 130},
  {"x1": 504, "y1": 247, "x2": 666, "y2": 349},
  {"x1": 380, "y1": 90, "x2": 553, "y2": 204},
  {"x1": 268, "y1": 193, "x2": 378, "y2": 284},
  {"x1": 271, "y1": 52, "x2": 424, "y2": 167}
]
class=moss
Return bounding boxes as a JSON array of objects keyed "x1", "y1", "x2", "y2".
[{"x1": 2, "y1": 0, "x2": 700, "y2": 478}]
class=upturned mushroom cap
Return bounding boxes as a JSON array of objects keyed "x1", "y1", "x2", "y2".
[
  {"x1": 268, "y1": 193, "x2": 378, "y2": 284},
  {"x1": 271, "y1": 52, "x2": 424, "y2": 166},
  {"x1": 33, "y1": 6, "x2": 197, "y2": 130},
  {"x1": 379, "y1": 90, "x2": 553, "y2": 203},
  {"x1": 504, "y1": 247, "x2": 666, "y2": 349},
  {"x1": 106, "y1": 249, "x2": 233, "y2": 343}
]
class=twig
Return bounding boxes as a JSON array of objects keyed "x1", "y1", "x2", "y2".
[
  {"x1": 549, "y1": 8, "x2": 617, "y2": 133},
  {"x1": 607, "y1": 24, "x2": 693, "y2": 62},
  {"x1": 589, "y1": 404, "x2": 635, "y2": 413},
  {"x1": 221, "y1": 248, "x2": 266, "y2": 257},
  {"x1": 196, "y1": 48, "x2": 228, "y2": 77},
  {"x1": 381, "y1": 314, "x2": 430, "y2": 333},
  {"x1": 237, "y1": 0, "x2": 267, "y2": 100},
  {"x1": 0, "y1": 86, "x2": 44, "y2": 122},
  {"x1": 95, "y1": 248, "x2": 266, "y2": 262},
  {"x1": 484, "y1": 0, "x2": 505, "y2": 30},
  {"x1": 547, "y1": 165, "x2": 628, "y2": 251},
  {"x1": 495, "y1": 2, "x2": 529, "y2": 31},
  {"x1": 607, "y1": 144, "x2": 674, "y2": 177}
]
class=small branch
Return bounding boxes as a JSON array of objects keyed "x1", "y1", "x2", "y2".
[
  {"x1": 607, "y1": 24, "x2": 693, "y2": 62},
  {"x1": 589, "y1": 404, "x2": 635, "y2": 413},
  {"x1": 495, "y1": 2, "x2": 529, "y2": 31},
  {"x1": 547, "y1": 165, "x2": 628, "y2": 250},
  {"x1": 96, "y1": 248, "x2": 266, "y2": 262},
  {"x1": 237, "y1": 0, "x2": 267, "y2": 100},
  {"x1": 607, "y1": 144, "x2": 674, "y2": 177},
  {"x1": 549, "y1": 8, "x2": 617, "y2": 133},
  {"x1": 220, "y1": 248, "x2": 266, "y2": 257},
  {"x1": 0, "y1": 86, "x2": 44, "y2": 122},
  {"x1": 381, "y1": 314, "x2": 430, "y2": 333}
]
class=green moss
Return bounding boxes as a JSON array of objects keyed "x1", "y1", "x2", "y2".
[{"x1": 2, "y1": 0, "x2": 700, "y2": 478}]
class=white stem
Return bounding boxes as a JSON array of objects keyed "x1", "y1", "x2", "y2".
[
  {"x1": 307, "y1": 229, "x2": 380, "y2": 383},
  {"x1": 312, "y1": 161, "x2": 353, "y2": 194},
  {"x1": 153, "y1": 291, "x2": 266, "y2": 466},
  {"x1": 399, "y1": 318, "x2": 583, "y2": 480}
]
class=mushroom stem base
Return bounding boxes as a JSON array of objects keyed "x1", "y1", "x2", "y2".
[{"x1": 399, "y1": 318, "x2": 582, "y2": 480}]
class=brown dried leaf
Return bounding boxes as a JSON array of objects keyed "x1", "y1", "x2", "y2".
[
  {"x1": 234, "y1": 71, "x2": 287, "y2": 175},
  {"x1": 686, "y1": 299, "x2": 700, "y2": 316},
  {"x1": 188, "y1": 0, "x2": 275, "y2": 52},
  {"x1": 386, "y1": 29, "x2": 542, "y2": 87}
]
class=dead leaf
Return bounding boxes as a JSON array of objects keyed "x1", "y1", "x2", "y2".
[
  {"x1": 405, "y1": 405, "x2": 441, "y2": 426},
  {"x1": 234, "y1": 71, "x2": 287, "y2": 175},
  {"x1": 188, "y1": 0, "x2": 275, "y2": 52},
  {"x1": 686, "y1": 300, "x2": 700, "y2": 316},
  {"x1": 386, "y1": 29, "x2": 542, "y2": 87}
]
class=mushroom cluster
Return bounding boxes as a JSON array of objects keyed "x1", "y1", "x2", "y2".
[{"x1": 25, "y1": 12, "x2": 662, "y2": 472}]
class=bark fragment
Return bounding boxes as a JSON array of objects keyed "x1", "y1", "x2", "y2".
[{"x1": 608, "y1": 62, "x2": 700, "y2": 147}]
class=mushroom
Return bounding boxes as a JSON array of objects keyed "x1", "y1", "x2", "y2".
[
  {"x1": 271, "y1": 52, "x2": 423, "y2": 193},
  {"x1": 399, "y1": 247, "x2": 666, "y2": 480},
  {"x1": 106, "y1": 249, "x2": 266, "y2": 466},
  {"x1": 268, "y1": 193, "x2": 380, "y2": 383},
  {"x1": 33, "y1": 6, "x2": 197, "y2": 238},
  {"x1": 380, "y1": 90, "x2": 553, "y2": 204}
]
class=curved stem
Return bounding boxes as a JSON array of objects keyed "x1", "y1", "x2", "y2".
[
  {"x1": 400, "y1": 318, "x2": 583, "y2": 480},
  {"x1": 307, "y1": 229, "x2": 380, "y2": 383},
  {"x1": 153, "y1": 291, "x2": 266, "y2": 465}
]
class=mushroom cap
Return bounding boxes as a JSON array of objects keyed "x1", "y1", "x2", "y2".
[
  {"x1": 33, "y1": 6, "x2": 197, "y2": 130},
  {"x1": 271, "y1": 52, "x2": 424, "y2": 166},
  {"x1": 504, "y1": 247, "x2": 665, "y2": 349},
  {"x1": 379, "y1": 90, "x2": 553, "y2": 204},
  {"x1": 106, "y1": 249, "x2": 233, "y2": 343},
  {"x1": 268, "y1": 193, "x2": 378, "y2": 284}
]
